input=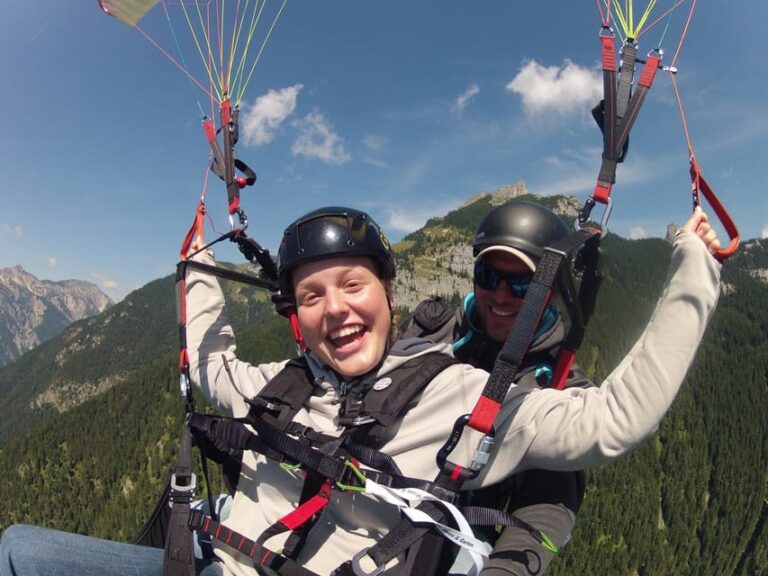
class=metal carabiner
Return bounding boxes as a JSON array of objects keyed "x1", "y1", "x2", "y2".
[{"x1": 576, "y1": 196, "x2": 612, "y2": 238}]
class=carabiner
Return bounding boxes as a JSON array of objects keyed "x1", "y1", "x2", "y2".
[{"x1": 576, "y1": 196, "x2": 612, "y2": 238}]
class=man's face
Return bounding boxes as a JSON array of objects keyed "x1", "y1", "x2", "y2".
[{"x1": 473, "y1": 251, "x2": 534, "y2": 343}]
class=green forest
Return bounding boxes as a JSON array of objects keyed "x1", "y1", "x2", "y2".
[{"x1": 0, "y1": 213, "x2": 766, "y2": 575}]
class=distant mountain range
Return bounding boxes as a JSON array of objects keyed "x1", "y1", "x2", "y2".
[
  {"x1": 0, "y1": 266, "x2": 112, "y2": 366},
  {"x1": 0, "y1": 187, "x2": 766, "y2": 574}
]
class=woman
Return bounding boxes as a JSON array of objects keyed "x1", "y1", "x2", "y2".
[{"x1": 0, "y1": 204, "x2": 721, "y2": 576}]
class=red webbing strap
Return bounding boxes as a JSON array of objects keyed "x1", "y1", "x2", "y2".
[
  {"x1": 255, "y1": 480, "x2": 332, "y2": 551},
  {"x1": 277, "y1": 481, "x2": 331, "y2": 532},
  {"x1": 690, "y1": 157, "x2": 741, "y2": 262},
  {"x1": 179, "y1": 201, "x2": 207, "y2": 261},
  {"x1": 189, "y1": 511, "x2": 322, "y2": 576},
  {"x1": 600, "y1": 32, "x2": 618, "y2": 162},
  {"x1": 551, "y1": 349, "x2": 576, "y2": 391},
  {"x1": 467, "y1": 396, "x2": 502, "y2": 435}
]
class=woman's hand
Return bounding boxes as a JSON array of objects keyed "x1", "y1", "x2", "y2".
[{"x1": 679, "y1": 206, "x2": 721, "y2": 256}]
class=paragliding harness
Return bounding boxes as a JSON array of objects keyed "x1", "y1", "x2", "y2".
[{"x1": 148, "y1": 223, "x2": 602, "y2": 576}]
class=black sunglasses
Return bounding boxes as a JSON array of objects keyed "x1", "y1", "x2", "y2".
[{"x1": 474, "y1": 260, "x2": 533, "y2": 297}]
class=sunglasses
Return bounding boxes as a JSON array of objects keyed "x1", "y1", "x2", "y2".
[{"x1": 474, "y1": 260, "x2": 533, "y2": 297}]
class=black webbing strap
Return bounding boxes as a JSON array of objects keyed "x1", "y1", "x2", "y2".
[
  {"x1": 460, "y1": 506, "x2": 559, "y2": 553},
  {"x1": 164, "y1": 425, "x2": 196, "y2": 576},
  {"x1": 178, "y1": 259, "x2": 277, "y2": 291},
  {"x1": 188, "y1": 510, "x2": 322, "y2": 576},
  {"x1": 336, "y1": 499, "x2": 451, "y2": 575},
  {"x1": 464, "y1": 244, "x2": 565, "y2": 435}
]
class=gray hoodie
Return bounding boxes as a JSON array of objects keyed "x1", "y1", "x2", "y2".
[{"x1": 185, "y1": 232, "x2": 720, "y2": 576}]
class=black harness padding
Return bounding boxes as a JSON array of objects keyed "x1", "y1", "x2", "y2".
[{"x1": 190, "y1": 352, "x2": 465, "y2": 574}]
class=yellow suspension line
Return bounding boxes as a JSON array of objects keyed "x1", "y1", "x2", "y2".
[
  {"x1": 227, "y1": 0, "x2": 259, "y2": 102},
  {"x1": 179, "y1": 0, "x2": 224, "y2": 103},
  {"x1": 235, "y1": 0, "x2": 288, "y2": 106},
  {"x1": 612, "y1": 0, "x2": 631, "y2": 38},
  {"x1": 634, "y1": 0, "x2": 660, "y2": 38},
  {"x1": 231, "y1": 0, "x2": 268, "y2": 105}
]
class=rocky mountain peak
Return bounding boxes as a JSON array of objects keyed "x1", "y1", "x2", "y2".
[{"x1": 0, "y1": 266, "x2": 113, "y2": 366}]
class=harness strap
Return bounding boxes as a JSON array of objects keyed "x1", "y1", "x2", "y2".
[
  {"x1": 164, "y1": 425, "x2": 196, "y2": 576},
  {"x1": 189, "y1": 511, "x2": 322, "y2": 576},
  {"x1": 258, "y1": 478, "x2": 332, "y2": 558},
  {"x1": 550, "y1": 230, "x2": 602, "y2": 389},
  {"x1": 467, "y1": 249, "x2": 563, "y2": 434}
]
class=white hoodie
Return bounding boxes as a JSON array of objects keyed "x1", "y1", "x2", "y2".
[{"x1": 185, "y1": 232, "x2": 720, "y2": 576}]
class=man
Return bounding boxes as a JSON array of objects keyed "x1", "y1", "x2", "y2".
[{"x1": 402, "y1": 200, "x2": 594, "y2": 575}]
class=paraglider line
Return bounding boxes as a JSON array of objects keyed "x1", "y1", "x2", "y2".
[{"x1": 135, "y1": 23, "x2": 217, "y2": 102}]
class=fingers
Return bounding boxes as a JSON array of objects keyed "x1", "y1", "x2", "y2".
[
  {"x1": 702, "y1": 226, "x2": 721, "y2": 255},
  {"x1": 683, "y1": 206, "x2": 721, "y2": 256},
  {"x1": 680, "y1": 205, "x2": 704, "y2": 234}
]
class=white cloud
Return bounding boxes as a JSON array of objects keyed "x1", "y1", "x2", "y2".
[
  {"x1": 292, "y1": 111, "x2": 351, "y2": 165},
  {"x1": 629, "y1": 226, "x2": 648, "y2": 240},
  {"x1": 241, "y1": 84, "x2": 303, "y2": 146},
  {"x1": 762, "y1": 225, "x2": 768, "y2": 239},
  {"x1": 1, "y1": 224, "x2": 23, "y2": 238},
  {"x1": 452, "y1": 83, "x2": 480, "y2": 115},
  {"x1": 91, "y1": 272, "x2": 120, "y2": 291},
  {"x1": 506, "y1": 59, "x2": 602, "y2": 116},
  {"x1": 46, "y1": 257, "x2": 57, "y2": 267}
]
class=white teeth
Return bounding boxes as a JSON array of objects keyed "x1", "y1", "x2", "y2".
[
  {"x1": 491, "y1": 307, "x2": 514, "y2": 317},
  {"x1": 330, "y1": 325, "x2": 364, "y2": 339}
]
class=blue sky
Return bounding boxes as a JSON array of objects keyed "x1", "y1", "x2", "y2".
[{"x1": 1, "y1": 1, "x2": 766, "y2": 301}]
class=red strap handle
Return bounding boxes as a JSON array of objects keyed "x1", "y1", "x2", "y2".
[
  {"x1": 179, "y1": 201, "x2": 207, "y2": 260},
  {"x1": 689, "y1": 157, "x2": 740, "y2": 262}
]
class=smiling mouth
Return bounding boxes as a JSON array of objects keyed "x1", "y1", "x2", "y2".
[
  {"x1": 490, "y1": 307, "x2": 515, "y2": 317},
  {"x1": 329, "y1": 325, "x2": 366, "y2": 348}
]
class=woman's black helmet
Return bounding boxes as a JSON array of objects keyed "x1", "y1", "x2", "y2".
[
  {"x1": 472, "y1": 200, "x2": 572, "y2": 265},
  {"x1": 277, "y1": 206, "x2": 396, "y2": 296}
]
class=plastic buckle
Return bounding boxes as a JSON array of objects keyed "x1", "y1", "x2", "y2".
[
  {"x1": 170, "y1": 472, "x2": 197, "y2": 493},
  {"x1": 351, "y1": 548, "x2": 386, "y2": 576}
]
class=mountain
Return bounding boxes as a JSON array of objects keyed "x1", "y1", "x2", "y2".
[
  {"x1": 0, "y1": 264, "x2": 278, "y2": 445},
  {"x1": 0, "y1": 266, "x2": 112, "y2": 366},
  {"x1": 0, "y1": 188, "x2": 766, "y2": 575}
]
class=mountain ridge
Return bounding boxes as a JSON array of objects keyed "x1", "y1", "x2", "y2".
[{"x1": 0, "y1": 265, "x2": 113, "y2": 366}]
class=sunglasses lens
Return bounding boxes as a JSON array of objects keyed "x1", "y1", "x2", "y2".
[{"x1": 474, "y1": 261, "x2": 532, "y2": 297}]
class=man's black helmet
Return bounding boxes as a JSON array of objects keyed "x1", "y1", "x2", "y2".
[
  {"x1": 472, "y1": 200, "x2": 572, "y2": 263},
  {"x1": 277, "y1": 206, "x2": 396, "y2": 296}
]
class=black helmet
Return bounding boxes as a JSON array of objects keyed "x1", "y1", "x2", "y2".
[
  {"x1": 277, "y1": 206, "x2": 396, "y2": 296},
  {"x1": 472, "y1": 200, "x2": 571, "y2": 264}
]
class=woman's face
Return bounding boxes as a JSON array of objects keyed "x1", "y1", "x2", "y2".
[{"x1": 293, "y1": 256, "x2": 392, "y2": 379}]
